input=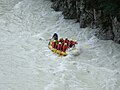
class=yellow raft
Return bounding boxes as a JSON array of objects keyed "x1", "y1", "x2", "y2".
[{"x1": 48, "y1": 42, "x2": 67, "y2": 56}]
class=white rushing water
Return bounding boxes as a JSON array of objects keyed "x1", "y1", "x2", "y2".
[{"x1": 0, "y1": 0, "x2": 120, "y2": 90}]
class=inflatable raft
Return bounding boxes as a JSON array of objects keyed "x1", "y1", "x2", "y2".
[{"x1": 48, "y1": 41, "x2": 67, "y2": 56}]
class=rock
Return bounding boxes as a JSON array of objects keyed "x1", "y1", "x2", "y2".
[
  {"x1": 112, "y1": 18, "x2": 120, "y2": 44},
  {"x1": 39, "y1": 38, "x2": 43, "y2": 41},
  {"x1": 50, "y1": 0, "x2": 120, "y2": 44}
]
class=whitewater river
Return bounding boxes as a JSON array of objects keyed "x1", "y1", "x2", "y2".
[{"x1": 0, "y1": 0, "x2": 120, "y2": 90}]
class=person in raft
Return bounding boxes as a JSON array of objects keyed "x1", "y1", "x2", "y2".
[
  {"x1": 49, "y1": 33, "x2": 58, "y2": 46},
  {"x1": 59, "y1": 38, "x2": 64, "y2": 43},
  {"x1": 58, "y1": 38, "x2": 64, "y2": 49},
  {"x1": 62, "y1": 43, "x2": 68, "y2": 52},
  {"x1": 52, "y1": 40, "x2": 56, "y2": 48},
  {"x1": 73, "y1": 40, "x2": 78, "y2": 47},
  {"x1": 64, "y1": 38, "x2": 69, "y2": 46},
  {"x1": 57, "y1": 42, "x2": 62, "y2": 50},
  {"x1": 68, "y1": 39, "x2": 78, "y2": 48},
  {"x1": 52, "y1": 33, "x2": 58, "y2": 41}
]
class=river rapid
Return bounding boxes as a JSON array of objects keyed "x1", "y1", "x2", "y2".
[{"x1": 0, "y1": 0, "x2": 120, "y2": 90}]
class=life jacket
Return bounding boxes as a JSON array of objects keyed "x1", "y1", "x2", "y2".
[
  {"x1": 62, "y1": 44, "x2": 68, "y2": 52},
  {"x1": 57, "y1": 44, "x2": 62, "y2": 50},
  {"x1": 69, "y1": 41, "x2": 74, "y2": 48},
  {"x1": 52, "y1": 41, "x2": 56, "y2": 48},
  {"x1": 72, "y1": 41, "x2": 78, "y2": 47},
  {"x1": 74, "y1": 41, "x2": 78, "y2": 45},
  {"x1": 74, "y1": 42, "x2": 78, "y2": 44},
  {"x1": 65, "y1": 39, "x2": 69, "y2": 45}
]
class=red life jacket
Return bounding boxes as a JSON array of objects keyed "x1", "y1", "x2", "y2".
[
  {"x1": 73, "y1": 41, "x2": 78, "y2": 44},
  {"x1": 57, "y1": 44, "x2": 62, "y2": 50},
  {"x1": 73, "y1": 41, "x2": 78, "y2": 47},
  {"x1": 65, "y1": 40, "x2": 69, "y2": 45},
  {"x1": 69, "y1": 41, "x2": 74, "y2": 48},
  {"x1": 52, "y1": 42, "x2": 56, "y2": 48},
  {"x1": 62, "y1": 45, "x2": 68, "y2": 52}
]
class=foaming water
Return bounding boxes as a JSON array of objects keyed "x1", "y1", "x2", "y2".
[{"x1": 0, "y1": 0, "x2": 120, "y2": 90}]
